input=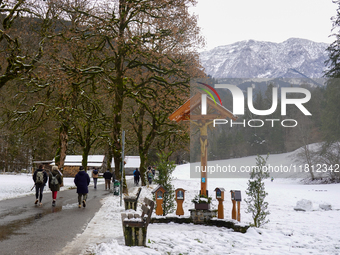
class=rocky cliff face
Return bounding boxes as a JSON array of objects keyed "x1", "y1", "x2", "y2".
[{"x1": 200, "y1": 38, "x2": 329, "y2": 79}]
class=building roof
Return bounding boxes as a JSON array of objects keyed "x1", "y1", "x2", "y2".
[
  {"x1": 111, "y1": 156, "x2": 140, "y2": 168},
  {"x1": 51, "y1": 155, "x2": 140, "y2": 169},
  {"x1": 51, "y1": 155, "x2": 105, "y2": 167}
]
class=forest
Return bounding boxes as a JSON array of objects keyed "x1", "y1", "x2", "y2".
[{"x1": 0, "y1": 0, "x2": 205, "y2": 186}]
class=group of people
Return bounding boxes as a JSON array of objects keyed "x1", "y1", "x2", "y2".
[
  {"x1": 33, "y1": 165, "x2": 156, "y2": 207},
  {"x1": 33, "y1": 165, "x2": 116, "y2": 208},
  {"x1": 133, "y1": 166, "x2": 155, "y2": 185},
  {"x1": 33, "y1": 165, "x2": 92, "y2": 208},
  {"x1": 32, "y1": 164, "x2": 63, "y2": 207}
]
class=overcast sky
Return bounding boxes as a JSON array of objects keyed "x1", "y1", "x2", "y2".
[{"x1": 190, "y1": 0, "x2": 337, "y2": 50}]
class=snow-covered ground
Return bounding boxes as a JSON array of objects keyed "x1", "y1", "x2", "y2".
[
  {"x1": 0, "y1": 171, "x2": 104, "y2": 201},
  {"x1": 1, "y1": 153, "x2": 340, "y2": 255}
]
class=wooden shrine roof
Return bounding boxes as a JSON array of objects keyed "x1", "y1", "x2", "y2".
[{"x1": 169, "y1": 92, "x2": 237, "y2": 122}]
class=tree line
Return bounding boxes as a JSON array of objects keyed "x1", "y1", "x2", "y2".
[{"x1": 0, "y1": 0, "x2": 205, "y2": 188}]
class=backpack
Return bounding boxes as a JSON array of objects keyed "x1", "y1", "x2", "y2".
[
  {"x1": 93, "y1": 169, "x2": 98, "y2": 175},
  {"x1": 51, "y1": 174, "x2": 59, "y2": 186},
  {"x1": 36, "y1": 171, "x2": 44, "y2": 185},
  {"x1": 148, "y1": 171, "x2": 153, "y2": 179}
]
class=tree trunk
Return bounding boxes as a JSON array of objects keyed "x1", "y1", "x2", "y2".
[
  {"x1": 139, "y1": 154, "x2": 147, "y2": 186},
  {"x1": 58, "y1": 124, "x2": 68, "y2": 176},
  {"x1": 303, "y1": 143, "x2": 315, "y2": 180},
  {"x1": 82, "y1": 145, "x2": 91, "y2": 170}
]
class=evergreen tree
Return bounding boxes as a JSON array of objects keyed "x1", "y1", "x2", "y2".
[
  {"x1": 324, "y1": 0, "x2": 340, "y2": 141},
  {"x1": 153, "y1": 151, "x2": 176, "y2": 216},
  {"x1": 325, "y1": 0, "x2": 340, "y2": 79},
  {"x1": 245, "y1": 154, "x2": 270, "y2": 227},
  {"x1": 321, "y1": 80, "x2": 340, "y2": 142},
  {"x1": 322, "y1": 0, "x2": 340, "y2": 180}
]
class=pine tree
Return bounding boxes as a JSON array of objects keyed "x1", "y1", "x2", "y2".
[
  {"x1": 153, "y1": 151, "x2": 176, "y2": 216},
  {"x1": 322, "y1": 0, "x2": 340, "y2": 180},
  {"x1": 325, "y1": 0, "x2": 340, "y2": 79},
  {"x1": 324, "y1": 0, "x2": 340, "y2": 141},
  {"x1": 245, "y1": 154, "x2": 270, "y2": 227}
]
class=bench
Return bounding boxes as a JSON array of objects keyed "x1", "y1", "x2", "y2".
[
  {"x1": 121, "y1": 197, "x2": 155, "y2": 246},
  {"x1": 123, "y1": 187, "x2": 142, "y2": 210}
]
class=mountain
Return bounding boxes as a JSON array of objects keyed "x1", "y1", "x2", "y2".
[{"x1": 200, "y1": 38, "x2": 329, "y2": 79}]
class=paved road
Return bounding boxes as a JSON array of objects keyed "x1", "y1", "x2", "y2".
[{"x1": 0, "y1": 184, "x2": 112, "y2": 255}]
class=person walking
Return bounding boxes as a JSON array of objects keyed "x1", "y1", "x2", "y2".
[
  {"x1": 74, "y1": 166, "x2": 90, "y2": 208},
  {"x1": 48, "y1": 166, "x2": 63, "y2": 207},
  {"x1": 92, "y1": 168, "x2": 99, "y2": 189},
  {"x1": 32, "y1": 164, "x2": 48, "y2": 206},
  {"x1": 147, "y1": 167, "x2": 154, "y2": 185},
  {"x1": 103, "y1": 169, "x2": 113, "y2": 190},
  {"x1": 133, "y1": 168, "x2": 140, "y2": 186}
]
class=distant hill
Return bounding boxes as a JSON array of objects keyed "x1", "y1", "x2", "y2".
[{"x1": 200, "y1": 38, "x2": 329, "y2": 79}]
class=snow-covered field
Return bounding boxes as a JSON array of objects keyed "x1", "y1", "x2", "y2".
[{"x1": 1, "y1": 153, "x2": 340, "y2": 255}]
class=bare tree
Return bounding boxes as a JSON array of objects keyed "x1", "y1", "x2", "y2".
[
  {"x1": 74, "y1": 0, "x2": 204, "y2": 184},
  {"x1": 0, "y1": 0, "x2": 54, "y2": 89}
]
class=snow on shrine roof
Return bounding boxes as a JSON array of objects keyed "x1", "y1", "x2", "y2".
[
  {"x1": 111, "y1": 156, "x2": 140, "y2": 168},
  {"x1": 51, "y1": 155, "x2": 105, "y2": 167},
  {"x1": 152, "y1": 184, "x2": 167, "y2": 194}
]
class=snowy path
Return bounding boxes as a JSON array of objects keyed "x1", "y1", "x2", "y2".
[
  {"x1": 58, "y1": 177, "x2": 135, "y2": 254},
  {"x1": 2, "y1": 157, "x2": 340, "y2": 255}
]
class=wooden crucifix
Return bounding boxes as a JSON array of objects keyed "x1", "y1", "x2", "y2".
[{"x1": 169, "y1": 90, "x2": 237, "y2": 196}]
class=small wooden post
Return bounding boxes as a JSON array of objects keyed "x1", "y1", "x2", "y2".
[
  {"x1": 175, "y1": 188, "x2": 185, "y2": 216},
  {"x1": 231, "y1": 190, "x2": 242, "y2": 222},
  {"x1": 215, "y1": 187, "x2": 225, "y2": 219},
  {"x1": 231, "y1": 200, "x2": 237, "y2": 220}
]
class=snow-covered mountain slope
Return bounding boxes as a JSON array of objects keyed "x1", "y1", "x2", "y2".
[{"x1": 200, "y1": 38, "x2": 329, "y2": 79}]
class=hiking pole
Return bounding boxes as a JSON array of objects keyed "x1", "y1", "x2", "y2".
[{"x1": 30, "y1": 184, "x2": 36, "y2": 191}]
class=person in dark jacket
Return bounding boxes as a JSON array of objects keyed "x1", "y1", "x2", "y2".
[
  {"x1": 48, "y1": 165, "x2": 63, "y2": 207},
  {"x1": 74, "y1": 166, "x2": 90, "y2": 208},
  {"x1": 103, "y1": 169, "x2": 113, "y2": 190},
  {"x1": 33, "y1": 164, "x2": 48, "y2": 206},
  {"x1": 133, "y1": 168, "x2": 140, "y2": 186}
]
